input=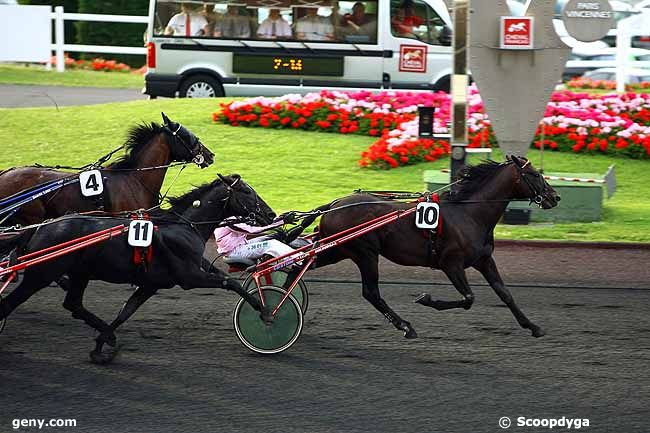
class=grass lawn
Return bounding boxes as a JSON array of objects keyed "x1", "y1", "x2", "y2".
[
  {"x1": 0, "y1": 97, "x2": 649, "y2": 243},
  {"x1": 0, "y1": 64, "x2": 143, "y2": 89}
]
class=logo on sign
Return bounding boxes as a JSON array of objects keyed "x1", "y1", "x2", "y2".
[
  {"x1": 500, "y1": 16, "x2": 534, "y2": 50},
  {"x1": 399, "y1": 45, "x2": 427, "y2": 73}
]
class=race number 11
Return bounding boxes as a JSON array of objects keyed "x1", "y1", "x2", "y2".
[
  {"x1": 79, "y1": 170, "x2": 104, "y2": 197},
  {"x1": 415, "y1": 202, "x2": 439, "y2": 229},
  {"x1": 128, "y1": 220, "x2": 154, "y2": 247}
]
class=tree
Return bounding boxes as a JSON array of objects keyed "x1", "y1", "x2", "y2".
[{"x1": 75, "y1": 0, "x2": 148, "y2": 66}]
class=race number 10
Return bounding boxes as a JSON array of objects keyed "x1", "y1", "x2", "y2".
[
  {"x1": 79, "y1": 170, "x2": 104, "y2": 197},
  {"x1": 128, "y1": 220, "x2": 154, "y2": 247},
  {"x1": 415, "y1": 202, "x2": 439, "y2": 229}
]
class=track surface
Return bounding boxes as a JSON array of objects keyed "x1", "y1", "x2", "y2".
[
  {"x1": 0, "y1": 85, "x2": 144, "y2": 108},
  {"x1": 1, "y1": 244, "x2": 649, "y2": 433}
]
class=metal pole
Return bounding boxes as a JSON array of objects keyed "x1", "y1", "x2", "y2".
[
  {"x1": 450, "y1": 0, "x2": 469, "y2": 180},
  {"x1": 55, "y1": 6, "x2": 65, "y2": 73}
]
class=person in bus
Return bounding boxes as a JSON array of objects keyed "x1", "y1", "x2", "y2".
[
  {"x1": 164, "y1": 2, "x2": 208, "y2": 37},
  {"x1": 202, "y1": 3, "x2": 220, "y2": 36},
  {"x1": 257, "y1": 9, "x2": 292, "y2": 39},
  {"x1": 340, "y1": 2, "x2": 376, "y2": 41},
  {"x1": 214, "y1": 5, "x2": 251, "y2": 38},
  {"x1": 391, "y1": 0, "x2": 424, "y2": 38},
  {"x1": 295, "y1": 7, "x2": 334, "y2": 41}
]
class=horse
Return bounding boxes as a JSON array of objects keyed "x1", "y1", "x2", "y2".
[
  {"x1": 0, "y1": 113, "x2": 215, "y2": 226},
  {"x1": 0, "y1": 174, "x2": 275, "y2": 364},
  {"x1": 315, "y1": 156, "x2": 561, "y2": 339}
]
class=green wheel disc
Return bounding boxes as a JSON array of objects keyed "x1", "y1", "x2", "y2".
[
  {"x1": 233, "y1": 286, "x2": 303, "y2": 354},
  {"x1": 242, "y1": 272, "x2": 309, "y2": 314}
]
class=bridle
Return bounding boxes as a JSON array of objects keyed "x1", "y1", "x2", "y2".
[
  {"x1": 163, "y1": 122, "x2": 207, "y2": 166},
  {"x1": 513, "y1": 159, "x2": 546, "y2": 206},
  {"x1": 217, "y1": 174, "x2": 266, "y2": 225}
]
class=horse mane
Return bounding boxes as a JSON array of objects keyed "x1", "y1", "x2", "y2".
[
  {"x1": 442, "y1": 160, "x2": 511, "y2": 202},
  {"x1": 107, "y1": 122, "x2": 164, "y2": 169},
  {"x1": 162, "y1": 177, "x2": 230, "y2": 215}
]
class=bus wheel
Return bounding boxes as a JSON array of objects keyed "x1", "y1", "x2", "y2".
[{"x1": 179, "y1": 75, "x2": 224, "y2": 98}]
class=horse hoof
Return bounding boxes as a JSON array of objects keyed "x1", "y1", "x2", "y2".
[
  {"x1": 414, "y1": 293, "x2": 431, "y2": 306},
  {"x1": 404, "y1": 328, "x2": 418, "y2": 339},
  {"x1": 89, "y1": 350, "x2": 114, "y2": 365},
  {"x1": 260, "y1": 307, "x2": 274, "y2": 326},
  {"x1": 530, "y1": 326, "x2": 545, "y2": 338}
]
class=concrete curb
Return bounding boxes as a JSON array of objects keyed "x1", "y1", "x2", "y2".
[{"x1": 495, "y1": 239, "x2": 650, "y2": 250}]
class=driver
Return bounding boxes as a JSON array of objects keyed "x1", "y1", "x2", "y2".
[{"x1": 215, "y1": 213, "x2": 297, "y2": 261}]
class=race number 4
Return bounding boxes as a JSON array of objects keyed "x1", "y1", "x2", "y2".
[
  {"x1": 415, "y1": 202, "x2": 440, "y2": 229},
  {"x1": 128, "y1": 220, "x2": 154, "y2": 247},
  {"x1": 79, "y1": 170, "x2": 104, "y2": 197}
]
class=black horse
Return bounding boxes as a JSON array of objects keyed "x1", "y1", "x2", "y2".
[
  {"x1": 0, "y1": 113, "x2": 214, "y2": 226},
  {"x1": 0, "y1": 174, "x2": 275, "y2": 363},
  {"x1": 316, "y1": 156, "x2": 560, "y2": 339}
]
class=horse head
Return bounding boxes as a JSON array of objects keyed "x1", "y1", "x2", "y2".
[
  {"x1": 509, "y1": 156, "x2": 561, "y2": 209},
  {"x1": 215, "y1": 173, "x2": 276, "y2": 225},
  {"x1": 161, "y1": 112, "x2": 215, "y2": 168}
]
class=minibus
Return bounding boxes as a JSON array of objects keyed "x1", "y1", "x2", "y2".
[{"x1": 144, "y1": 0, "x2": 453, "y2": 97}]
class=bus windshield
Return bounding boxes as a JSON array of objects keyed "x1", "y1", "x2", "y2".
[{"x1": 153, "y1": 0, "x2": 378, "y2": 44}]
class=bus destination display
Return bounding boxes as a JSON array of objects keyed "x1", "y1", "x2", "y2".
[{"x1": 233, "y1": 54, "x2": 344, "y2": 76}]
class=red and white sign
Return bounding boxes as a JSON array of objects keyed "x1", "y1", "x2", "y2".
[
  {"x1": 500, "y1": 16, "x2": 534, "y2": 50},
  {"x1": 399, "y1": 45, "x2": 427, "y2": 73}
]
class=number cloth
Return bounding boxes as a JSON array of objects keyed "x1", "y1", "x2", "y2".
[{"x1": 418, "y1": 193, "x2": 443, "y2": 236}]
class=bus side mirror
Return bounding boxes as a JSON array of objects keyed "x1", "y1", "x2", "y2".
[{"x1": 439, "y1": 25, "x2": 452, "y2": 46}]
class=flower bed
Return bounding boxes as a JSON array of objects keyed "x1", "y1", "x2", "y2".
[
  {"x1": 49, "y1": 55, "x2": 146, "y2": 74},
  {"x1": 567, "y1": 77, "x2": 650, "y2": 92},
  {"x1": 214, "y1": 88, "x2": 650, "y2": 169}
]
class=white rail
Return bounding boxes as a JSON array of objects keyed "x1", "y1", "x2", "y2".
[{"x1": 51, "y1": 6, "x2": 148, "y2": 72}]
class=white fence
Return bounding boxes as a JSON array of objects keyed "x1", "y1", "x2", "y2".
[{"x1": 51, "y1": 6, "x2": 148, "y2": 72}]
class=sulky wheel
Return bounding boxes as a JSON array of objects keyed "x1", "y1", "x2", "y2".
[
  {"x1": 242, "y1": 271, "x2": 309, "y2": 314},
  {"x1": 233, "y1": 286, "x2": 303, "y2": 355}
]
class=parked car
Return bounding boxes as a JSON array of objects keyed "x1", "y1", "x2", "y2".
[
  {"x1": 563, "y1": 48, "x2": 650, "y2": 81},
  {"x1": 582, "y1": 67, "x2": 650, "y2": 83}
]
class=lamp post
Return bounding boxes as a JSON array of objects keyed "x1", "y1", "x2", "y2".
[{"x1": 450, "y1": 0, "x2": 469, "y2": 180}]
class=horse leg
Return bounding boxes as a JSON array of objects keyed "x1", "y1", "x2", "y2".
[
  {"x1": 0, "y1": 278, "x2": 47, "y2": 321},
  {"x1": 61, "y1": 277, "x2": 118, "y2": 358},
  {"x1": 415, "y1": 266, "x2": 475, "y2": 311},
  {"x1": 473, "y1": 256, "x2": 545, "y2": 337},
  {"x1": 92, "y1": 286, "x2": 158, "y2": 362},
  {"x1": 355, "y1": 254, "x2": 417, "y2": 339}
]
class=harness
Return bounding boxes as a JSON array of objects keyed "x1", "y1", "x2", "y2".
[
  {"x1": 130, "y1": 211, "x2": 156, "y2": 272},
  {"x1": 417, "y1": 193, "x2": 442, "y2": 266}
]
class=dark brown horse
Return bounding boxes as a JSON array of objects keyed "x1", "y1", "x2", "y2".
[
  {"x1": 0, "y1": 113, "x2": 214, "y2": 226},
  {"x1": 316, "y1": 156, "x2": 560, "y2": 339}
]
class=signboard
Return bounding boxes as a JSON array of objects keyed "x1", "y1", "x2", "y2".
[
  {"x1": 562, "y1": 0, "x2": 614, "y2": 42},
  {"x1": 399, "y1": 45, "x2": 427, "y2": 73},
  {"x1": 499, "y1": 16, "x2": 534, "y2": 50},
  {"x1": 233, "y1": 54, "x2": 343, "y2": 76},
  {"x1": 0, "y1": 5, "x2": 51, "y2": 63}
]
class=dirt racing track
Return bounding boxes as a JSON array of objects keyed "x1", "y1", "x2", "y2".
[{"x1": 1, "y1": 242, "x2": 649, "y2": 433}]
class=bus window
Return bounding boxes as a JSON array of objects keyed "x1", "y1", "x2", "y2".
[
  {"x1": 255, "y1": 8, "x2": 293, "y2": 39},
  {"x1": 390, "y1": 0, "x2": 446, "y2": 45},
  {"x1": 294, "y1": 6, "x2": 336, "y2": 42},
  {"x1": 155, "y1": 1, "x2": 211, "y2": 37},
  {"x1": 335, "y1": 1, "x2": 378, "y2": 44}
]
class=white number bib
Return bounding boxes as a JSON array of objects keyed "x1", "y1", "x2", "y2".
[
  {"x1": 79, "y1": 170, "x2": 104, "y2": 197},
  {"x1": 128, "y1": 220, "x2": 154, "y2": 247},
  {"x1": 415, "y1": 202, "x2": 440, "y2": 229}
]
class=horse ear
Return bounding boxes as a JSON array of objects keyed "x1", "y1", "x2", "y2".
[
  {"x1": 510, "y1": 155, "x2": 522, "y2": 166},
  {"x1": 161, "y1": 112, "x2": 171, "y2": 126},
  {"x1": 217, "y1": 173, "x2": 228, "y2": 183}
]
